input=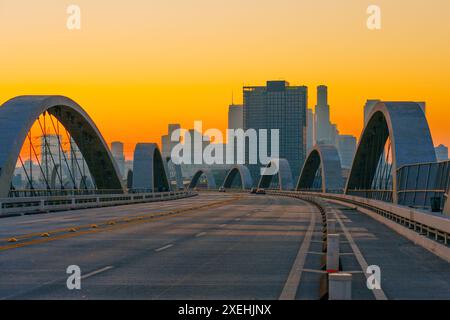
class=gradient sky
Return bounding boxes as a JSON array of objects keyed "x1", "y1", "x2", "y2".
[{"x1": 1, "y1": 0, "x2": 449, "y2": 159}]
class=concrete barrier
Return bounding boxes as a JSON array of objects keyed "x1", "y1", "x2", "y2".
[
  {"x1": 329, "y1": 273, "x2": 352, "y2": 300},
  {"x1": 0, "y1": 191, "x2": 197, "y2": 217},
  {"x1": 267, "y1": 190, "x2": 450, "y2": 263},
  {"x1": 327, "y1": 219, "x2": 336, "y2": 234},
  {"x1": 327, "y1": 234, "x2": 340, "y2": 273}
]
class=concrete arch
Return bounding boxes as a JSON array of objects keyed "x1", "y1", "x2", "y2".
[
  {"x1": 132, "y1": 143, "x2": 170, "y2": 192},
  {"x1": 346, "y1": 102, "x2": 436, "y2": 203},
  {"x1": 297, "y1": 145, "x2": 344, "y2": 193},
  {"x1": 188, "y1": 169, "x2": 217, "y2": 190},
  {"x1": 0, "y1": 96, "x2": 125, "y2": 197},
  {"x1": 258, "y1": 159, "x2": 294, "y2": 190},
  {"x1": 222, "y1": 165, "x2": 253, "y2": 190},
  {"x1": 165, "y1": 156, "x2": 184, "y2": 190}
]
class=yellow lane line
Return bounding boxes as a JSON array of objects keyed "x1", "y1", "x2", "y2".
[{"x1": 0, "y1": 196, "x2": 243, "y2": 252}]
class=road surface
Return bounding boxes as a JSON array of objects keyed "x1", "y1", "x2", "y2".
[{"x1": 0, "y1": 193, "x2": 448, "y2": 300}]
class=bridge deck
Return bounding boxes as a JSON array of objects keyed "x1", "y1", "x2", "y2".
[{"x1": 0, "y1": 193, "x2": 448, "y2": 300}]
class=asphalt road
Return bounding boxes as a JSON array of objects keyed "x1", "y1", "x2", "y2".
[
  {"x1": 0, "y1": 193, "x2": 320, "y2": 299},
  {"x1": 0, "y1": 193, "x2": 448, "y2": 300}
]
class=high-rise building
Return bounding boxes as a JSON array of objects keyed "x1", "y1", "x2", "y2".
[
  {"x1": 161, "y1": 134, "x2": 170, "y2": 159},
  {"x1": 228, "y1": 104, "x2": 244, "y2": 164},
  {"x1": 314, "y1": 85, "x2": 332, "y2": 145},
  {"x1": 111, "y1": 141, "x2": 125, "y2": 179},
  {"x1": 306, "y1": 108, "x2": 314, "y2": 153},
  {"x1": 228, "y1": 104, "x2": 243, "y2": 130},
  {"x1": 40, "y1": 134, "x2": 62, "y2": 183},
  {"x1": 330, "y1": 124, "x2": 339, "y2": 146},
  {"x1": 161, "y1": 124, "x2": 181, "y2": 160},
  {"x1": 243, "y1": 80, "x2": 307, "y2": 183},
  {"x1": 337, "y1": 135, "x2": 357, "y2": 169},
  {"x1": 435, "y1": 144, "x2": 449, "y2": 162}
]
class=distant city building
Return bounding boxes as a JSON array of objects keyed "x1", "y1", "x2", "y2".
[
  {"x1": 330, "y1": 123, "x2": 339, "y2": 146},
  {"x1": 337, "y1": 135, "x2": 357, "y2": 169},
  {"x1": 228, "y1": 104, "x2": 243, "y2": 130},
  {"x1": 111, "y1": 141, "x2": 126, "y2": 179},
  {"x1": 177, "y1": 129, "x2": 210, "y2": 179},
  {"x1": 306, "y1": 108, "x2": 314, "y2": 153},
  {"x1": 228, "y1": 104, "x2": 244, "y2": 164},
  {"x1": 435, "y1": 144, "x2": 449, "y2": 162},
  {"x1": 314, "y1": 85, "x2": 332, "y2": 145},
  {"x1": 125, "y1": 160, "x2": 133, "y2": 171},
  {"x1": 14, "y1": 159, "x2": 39, "y2": 189},
  {"x1": 243, "y1": 80, "x2": 307, "y2": 183},
  {"x1": 70, "y1": 138, "x2": 91, "y2": 188},
  {"x1": 161, "y1": 135, "x2": 169, "y2": 158},
  {"x1": 161, "y1": 124, "x2": 181, "y2": 160},
  {"x1": 40, "y1": 134, "x2": 62, "y2": 183}
]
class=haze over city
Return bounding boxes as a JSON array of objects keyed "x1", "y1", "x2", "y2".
[{"x1": 1, "y1": 0, "x2": 449, "y2": 159}]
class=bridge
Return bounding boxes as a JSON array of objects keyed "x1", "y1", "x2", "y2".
[{"x1": 0, "y1": 97, "x2": 448, "y2": 300}]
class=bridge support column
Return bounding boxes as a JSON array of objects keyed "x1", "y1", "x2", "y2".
[
  {"x1": 326, "y1": 234, "x2": 340, "y2": 272},
  {"x1": 329, "y1": 273, "x2": 352, "y2": 300}
]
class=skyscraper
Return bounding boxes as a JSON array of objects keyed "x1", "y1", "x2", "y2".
[
  {"x1": 330, "y1": 123, "x2": 339, "y2": 146},
  {"x1": 228, "y1": 104, "x2": 243, "y2": 130},
  {"x1": 243, "y1": 80, "x2": 307, "y2": 183},
  {"x1": 228, "y1": 104, "x2": 244, "y2": 164},
  {"x1": 40, "y1": 134, "x2": 62, "y2": 184},
  {"x1": 161, "y1": 124, "x2": 181, "y2": 159},
  {"x1": 306, "y1": 108, "x2": 314, "y2": 153},
  {"x1": 314, "y1": 85, "x2": 332, "y2": 145}
]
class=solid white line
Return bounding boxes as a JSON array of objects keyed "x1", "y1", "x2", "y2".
[
  {"x1": 155, "y1": 244, "x2": 174, "y2": 252},
  {"x1": 195, "y1": 232, "x2": 207, "y2": 238},
  {"x1": 81, "y1": 266, "x2": 114, "y2": 280},
  {"x1": 334, "y1": 209, "x2": 388, "y2": 300},
  {"x1": 279, "y1": 204, "x2": 317, "y2": 300}
]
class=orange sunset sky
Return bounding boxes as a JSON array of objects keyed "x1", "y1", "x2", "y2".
[{"x1": 0, "y1": 0, "x2": 449, "y2": 159}]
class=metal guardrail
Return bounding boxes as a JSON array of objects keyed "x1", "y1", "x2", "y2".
[
  {"x1": 0, "y1": 191, "x2": 197, "y2": 217},
  {"x1": 8, "y1": 189, "x2": 126, "y2": 198}
]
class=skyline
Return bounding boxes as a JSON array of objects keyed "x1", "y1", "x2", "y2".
[{"x1": 1, "y1": 0, "x2": 449, "y2": 159}]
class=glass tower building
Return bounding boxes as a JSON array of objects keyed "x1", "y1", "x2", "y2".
[{"x1": 243, "y1": 80, "x2": 307, "y2": 185}]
